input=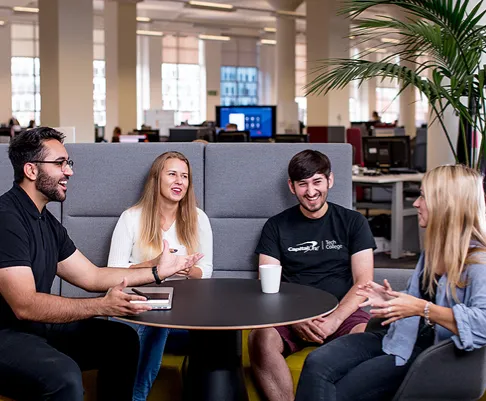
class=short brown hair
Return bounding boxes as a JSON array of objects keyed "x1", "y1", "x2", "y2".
[{"x1": 288, "y1": 150, "x2": 331, "y2": 182}]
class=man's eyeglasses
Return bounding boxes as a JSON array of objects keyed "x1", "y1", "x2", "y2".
[{"x1": 30, "y1": 159, "x2": 74, "y2": 172}]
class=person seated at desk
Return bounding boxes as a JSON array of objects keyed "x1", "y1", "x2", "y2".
[
  {"x1": 295, "y1": 164, "x2": 486, "y2": 401},
  {"x1": 224, "y1": 122, "x2": 238, "y2": 132},
  {"x1": 371, "y1": 111, "x2": 381, "y2": 123},
  {"x1": 112, "y1": 126, "x2": 122, "y2": 143},
  {"x1": 249, "y1": 149, "x2": 376, "y2": 401},
  {"x1": 108, "y1": 151, "x2": 213, "y2": 401},
  {"x1": 0, "y1": 128, "x2": 202, "y2": 401}
]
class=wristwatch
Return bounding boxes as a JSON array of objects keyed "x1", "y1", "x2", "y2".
[{"x1": 152, "y1": 266, "x2": 163, "y2": 284}]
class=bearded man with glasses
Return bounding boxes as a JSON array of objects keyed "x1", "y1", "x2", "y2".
[{"x1": 0, "y1": 127, "x2": 203, "y2": 401}]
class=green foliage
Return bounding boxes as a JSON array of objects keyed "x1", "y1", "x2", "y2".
[{"x1": 306, "y1": 0, "x2": 486, "y2": 168}]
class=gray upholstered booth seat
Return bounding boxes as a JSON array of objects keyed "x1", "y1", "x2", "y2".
[
  {"x1": 61, "y1": 143, "x2": 205, "y2": 298},
  {"x1": 204, "y1": 143, "x2": 352, "y2": 278},
  {"x1": 1, "y1": 142, "x2": 485, "y2": 401}
]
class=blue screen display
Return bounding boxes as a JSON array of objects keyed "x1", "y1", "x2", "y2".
[{"x1": 218, "y1": 106, "x2": 275, "y2": 138}]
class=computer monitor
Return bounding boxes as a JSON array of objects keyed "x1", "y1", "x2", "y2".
[
  {"x1": 362, "y1": 136, "x2": 411, "y2": 170},
  {"x1": 216, "y1": 105, "x2": 276, "y2": 140},
  {"x1": 274, "y1": 134, "x2": 309, "y2": 143},
  {"x1": 217, "y1": 131, "x2": 249, "y2": 142},
  {"x1": 119, "y1": 134, "x2": 146, "y2": 143},
  {"x1": 133, "y1": 129, "x2": 160, "y2": 142},
  {"x1": 169, "y1": 127, "x2": 200, "y2": 142}
]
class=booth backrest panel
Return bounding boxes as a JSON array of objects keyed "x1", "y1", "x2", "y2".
[
  {"x1": 0, "y1": 144, "x2": 62, "y2": 294},
  {"x1": 204, "y1": 143, "x2": 353, "y2": 277},
  {"x1": 61, "y1": 143, "x2": 205, "y2": 297}
]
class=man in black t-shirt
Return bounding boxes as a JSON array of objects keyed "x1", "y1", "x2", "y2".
[
  {"x1": 0, "y1": 128, "x2": 202, "y2": 401},
  {"x1": 249, "y1": 150, "x2": 376, "y2": 401}
]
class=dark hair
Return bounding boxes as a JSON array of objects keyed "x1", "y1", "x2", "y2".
[
  {"x1": 8, "y1": 127, "x2": 65, "y2": 183},
  {"x1": 288, "y1": 149, "x2": 332, "y2": 182}
]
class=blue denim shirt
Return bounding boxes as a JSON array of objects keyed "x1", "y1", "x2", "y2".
[{"x1": 382, "y1": 252, "x2": 486, "y2": 366}]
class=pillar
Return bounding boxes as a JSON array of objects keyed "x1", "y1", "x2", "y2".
[
  {"x1": 203, "y1": 40, "x2": 222, "y2": 121},
  {"x1": 267, "y1": 0, "x2": 303, "y2": 133},
  {"x1": 0, "y1": 23, "x2": 12, "y2": 123},
  {"x1": 399, "y1": 59, "x2": 416, "y2": 137},
  {"x1": 306, "y1": 0, "x2": 350, "y2": 128},
  {"x1": 39, "y1": 0, "x2": 94, "y2": 142},
  {"x1": 149, "y1": 34, "x2": 162, "y2": 110},
  {"x1": 259, "y1": 43, "x2": 276, "y2": 105},
  {"x1": 105, "y1": 0, "x2": 139, "y2": 138}
]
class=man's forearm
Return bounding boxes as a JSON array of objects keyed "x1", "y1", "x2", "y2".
[
  {"x1": 87, "y1": 267, "x2": 156, "y2": 292},
  {"x1": 16, "y1": 293, "x2": 104, "y2": 323},
  {"x1": 329, "y1": 283, "x2": 366, "y2": 323}
]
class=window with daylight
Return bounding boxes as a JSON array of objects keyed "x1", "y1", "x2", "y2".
[
  {"x1": 11, "y1": 57, "x2": 40, "y2": 127},
  {"x1": 162, "y1": 36, "x2": 201, "y2": 125},
  {"x1": 93, "y1": 60, "x2": 106, "y2": 127},
  {"x1": 93, "y1": 29, "x2": 106, "y2": 127},
  {"x1": 295, "y1": 42, "x2": 307, "y2": 125},
  {"x1": 375, "y1": 53, "x2": 400, "y2": 123},
  {"x1": 220, "y1": 66, "x2": 258, "y2": 106},
  {"x1": 11, "y1": 23, "x2": 40, "y2": 126}
]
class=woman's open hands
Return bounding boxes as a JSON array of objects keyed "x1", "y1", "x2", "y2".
[
  {"x1": 357, "y1": 280, "x2": 426, "y2": 325},
  {"x1": 357, "y1": 279, "x2": 395, "y2": 307}
]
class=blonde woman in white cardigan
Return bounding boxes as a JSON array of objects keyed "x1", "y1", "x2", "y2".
[{"x1": 108, "y1": 151, "x2": 213, "y2": 401}]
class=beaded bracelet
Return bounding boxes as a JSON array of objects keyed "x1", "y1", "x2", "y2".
[{"x1": 424, "y1": 301, "x2": 434, "y2": 326}]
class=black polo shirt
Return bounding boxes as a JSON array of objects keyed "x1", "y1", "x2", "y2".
[{"x1": 0, "y1": 183, "x2": 76, "y2": 334}]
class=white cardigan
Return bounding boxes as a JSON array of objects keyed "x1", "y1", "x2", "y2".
[{"x1": 107, "y1": 206, "x2": 213, "y2": 278}]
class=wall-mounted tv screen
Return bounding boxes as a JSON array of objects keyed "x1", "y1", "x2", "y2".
[{"x1": 216, "y1": 105, "x2": 276, "y2": 139}]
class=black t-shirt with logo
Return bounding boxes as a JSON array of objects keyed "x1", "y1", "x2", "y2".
[{"x1": 256, "y1": 202, "x2": 376, "y2": 300}]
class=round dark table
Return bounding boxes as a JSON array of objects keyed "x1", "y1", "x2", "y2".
[{"x1": 118, "y1": 278, "x2": 338, "y2": 401}]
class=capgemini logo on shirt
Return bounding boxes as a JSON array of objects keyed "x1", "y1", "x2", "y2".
[{"x1": 288, "y1": 241, "x2": 320, "y2": 253}]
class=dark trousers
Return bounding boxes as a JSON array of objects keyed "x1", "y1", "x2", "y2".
[
  {"x1": 0, "y1": 318, "x2": 140, "y2": 401},
  {"x1": 295, "y1": 332, "x2": 423, "y2": 401}
]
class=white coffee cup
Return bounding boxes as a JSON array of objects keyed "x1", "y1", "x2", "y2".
[{"x1": 259, "y1": 264, "x2": 282, "y2": 294}]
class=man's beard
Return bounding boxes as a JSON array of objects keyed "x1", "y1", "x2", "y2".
[
  {"x1": 35, "y1": 169, "x2": 66, "y2": 202},
  {"x1": 297, "y1": 192, "x2": 327, "y2": 213}
]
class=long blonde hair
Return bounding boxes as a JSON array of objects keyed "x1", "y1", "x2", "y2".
[
  {"x1": 134, "y1": 151, "x2": 198, "y2": 259},
  {"x1": 422, "y1": 164, "x2": 486, "y2": 300}
]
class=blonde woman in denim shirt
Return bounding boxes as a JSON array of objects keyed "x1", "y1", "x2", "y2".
[{"x1": 295, "y1": 164, "x2": 486, "y2": 401}]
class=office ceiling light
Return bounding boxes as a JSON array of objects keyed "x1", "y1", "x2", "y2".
[
  {"x1": 12, "y1": 6, "x2": 39, "y2": 13},
  {"x1": 187, "y1": 1, "x2": 235, "y2": 11},
  {"x1": 137, "y1": 30, "x2": 163, "y2": 37},
  {"x1": 264, "y1": 27, "x2": 276, "y2": 33},
  {"x1": 137, "y1": 17, "x2": 151, "y2": 22},
  {"x1": 0, "y1": 21, "x2": 5, "y2": 26},
  {"x1": 199, "y1": 34, "x2": 230, "y2": 41},
  {"x1": 261, "y1": 39, "x2": 276, "y2": 45},
  {"x1": 381, "y1": 37, "x2": 400, "y2": 44}
]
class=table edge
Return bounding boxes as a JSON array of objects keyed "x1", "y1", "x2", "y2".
[{"x1": 115, "y1": 303, "x2": 339, "y2": 330}]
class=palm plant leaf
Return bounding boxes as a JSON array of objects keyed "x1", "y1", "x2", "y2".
[{"x1": 306, "y1": 0, "x2": 486, "y2": 167}]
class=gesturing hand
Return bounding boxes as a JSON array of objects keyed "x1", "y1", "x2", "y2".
[
  {"x1": 369, "y1": 290, "x2": 426, "y2": 326},
  {"x1": 357, "y1": 279, "x2": 395, "y2": 308},
  {"x1": 157, "y1": 239, "x2": 203, "y2": 279},
  {"x1": 102, "y1": 278, "x2": 152, "y2": 316},
  {"x1": 291, "y1": 320, "x2": 327, "y2": 344}
]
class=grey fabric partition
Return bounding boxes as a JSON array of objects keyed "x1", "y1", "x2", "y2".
[
  {"x1": 204, "y1": 143, "x2": 353, "y2": 277},
  {"x1": 0, "y1": 144, "x2": 61, "y2": 295},
  {"x1": 61, "y1": 143, "x2": 205, "y2": 297}
]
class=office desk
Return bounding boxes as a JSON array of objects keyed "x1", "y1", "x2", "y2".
[
  {"x1": 352, "y1": 173, "x2": 424, "y2": 259},
  {"x1": 118, "y1": 279, "x2": 338, "y2": 401}
]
